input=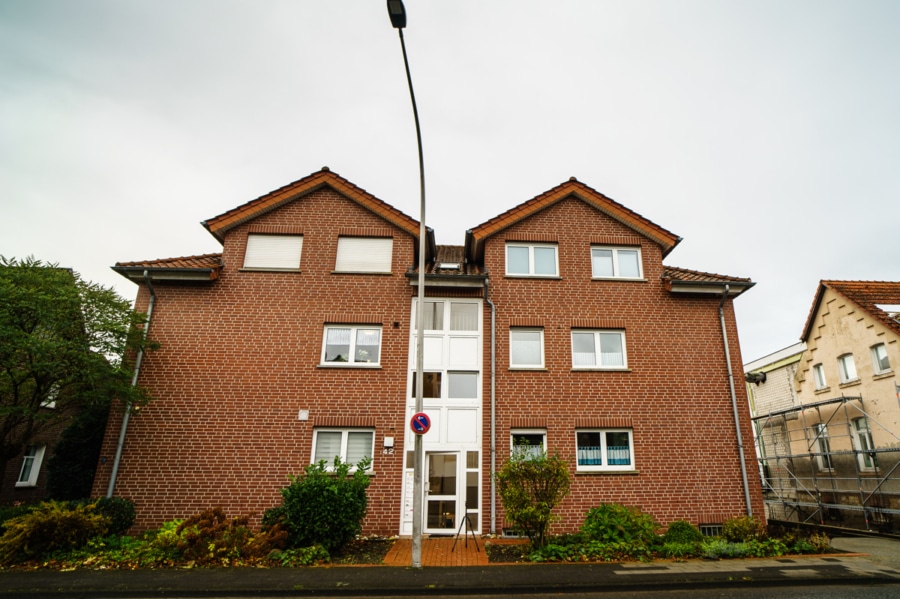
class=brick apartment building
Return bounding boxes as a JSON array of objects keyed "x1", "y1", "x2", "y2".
[{"x1": 92, "y1": 167, "x2": 764, "y2": 535}]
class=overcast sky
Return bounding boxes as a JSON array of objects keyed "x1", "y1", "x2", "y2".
[{"x1": 2, "y1": 0, "x2": 898, "y2": 364}]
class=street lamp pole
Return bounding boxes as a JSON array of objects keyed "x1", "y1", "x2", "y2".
[{"x1": 387, "y1": 0, "x2": 426, "y2": 569}]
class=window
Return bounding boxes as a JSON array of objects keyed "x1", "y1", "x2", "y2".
[
  {"x1": 16, "y1": 445, "x2": 46, "y2": 487},
  {"x1": 591, "y1": 247, "x2": 642, "y2": 279},
  {"x1": 814, "y1": 424, "x2": 833, "y2": 471},
  {"x1": 243, "y1": 234, "x2": 303, "y2": 270},
  {"x1": 837, "y1": 353, "x2": 858, "y2": 383},
  {"x1": 416, "y1": 300, "x2": 479, "y2": 331},
  {"x1": 576, "y1": 430, "x2": 634, "y2": 471},
  {"x1": 813, "y1": 363, "x2": 827, "y2": 390},
  {"x1": 41, "y1": 384, "x2": 59, "y2": 409},
  {"x1": 411, "y1": 372, "x2": 442, "y2": 398},
  {"x1": 322, "y1": 326, "x2": 381, "y2": 365},
  {"x1": 871, "y1": 343, "x2": 891, "y2": 374},
  {"x1": 313, "y1": 429, "x2": 374, "y2": 469},
  {"x1": 506, "y1": 243, "x2": 558, "y2": 277},
  {"x1": 335, "y1": 237, "x2": 393, "y2": 273},
  {"x1": 571, "y1": 330, "x2": 626, "y2": 368},
  {"x1": 511, "y1": 430, "x2": 546, "y2": 459},
  {"x1": 448, "y1": 372, "x2": 478, "y2": 398},
  {"x1": 510, "y1": 329, "x2": 544, "y2": 368},
  {"x1": 853, "y1": 418, "x2": 876, "y2": 470}
]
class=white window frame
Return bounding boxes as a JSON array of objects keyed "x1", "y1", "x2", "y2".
[
  {"x1": 311, "y1": 428, "x2": 375, "y2": 471},
  {"x1": 871, "y1": 343, "x2": 891, "y2": 375},
  {"x1": 812, "y1": 363, "x2": 827, "y2": 390},
  {"x1": 509, "y1": 328, "x2": 544, "y2": 369},
  {"x1": 334, "y1": 237, "x2": 393, "y2": 273},
  {"x1": 814, "y1": 423, "x2": 834, "y2": 471},
  {"x1": 590, "y1": 246, "x2": 643, "y2": 279},
  {"x1": 242, "y1": 234, "x2": 303, "y2": 270},
  {"x1": 41, "y1": 384, "x2": 59, "y2": 409},
  {"x1": 16, "y1": 445, "x2": 46, "y2": 487},
  {"x1": 505, "y1": 243, "x2": 559, "y2": 277},
  {"x1": 321, "y1": 325, "x2": 382, "y2": 367},
  {"x1": 852, "y1": 418, "x2": 876, "y2": 471},
  {"x1": 571, "y1": 330, "x2": 627, "y2": 369},
  {"x1": 575, "y1": 429, "x2": 634, "y2": 472},
  {"x1": 837, "y1": 353, "x2": 858, "y2": 383},
  {"x1": 511, "y1": 429, "x2": 546, "y2": 459}
]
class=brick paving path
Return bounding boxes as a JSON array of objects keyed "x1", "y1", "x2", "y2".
[{"x1": 383, "y1": 536, "x2": 525, "y2": 567}]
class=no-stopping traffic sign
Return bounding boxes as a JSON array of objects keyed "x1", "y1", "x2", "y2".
[{"x1": 410, "y1": 412, "x2": 431, "y2": 435}]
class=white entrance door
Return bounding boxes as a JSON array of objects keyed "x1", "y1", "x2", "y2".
[{"x1": 425, "y1": 452, "x2": 458, "y2": 534}]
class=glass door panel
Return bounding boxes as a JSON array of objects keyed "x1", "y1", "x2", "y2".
[{"x1": 425, "y1": 453, "x2": 457, "y2": 533}]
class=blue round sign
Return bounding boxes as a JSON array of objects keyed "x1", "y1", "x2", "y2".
[{"x1": 410, "y1": 412, "x2": 431, "y2": 435}]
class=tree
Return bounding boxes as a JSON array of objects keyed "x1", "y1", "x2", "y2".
[
  {"x1": 496, "y1": 450, "x2": 570, "y2": 548},
  {"x1": 0, "y1": 256, "x2": 154, "y2": 488}
]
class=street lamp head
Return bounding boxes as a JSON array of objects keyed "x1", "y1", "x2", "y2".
[{"x1": 387, "y1": 0, "x2": 407, "y2": 29}]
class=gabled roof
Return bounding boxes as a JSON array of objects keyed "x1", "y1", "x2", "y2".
[
  {"x1": 661, "y1": 266, "x2": 754, "y2": 296},
  {"x1": 113, "y1": 253, "x2": 223, "y2": 282},
  {"x1": 801, "y1": 280, "x2": 900, "y2": 341},
  {"x1": 465, "y1": 177, "x2": 682, "y2": 263},
  {"x1": 202, "y1": 167, "x2": 422, "y2": 243}
]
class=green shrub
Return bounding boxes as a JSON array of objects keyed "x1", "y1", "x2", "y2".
[
  {"x1": 0, "y1": 503, "x2": 38, "y2": 536},
  {"x1": 703, "y1": 539, "x2": 751, "y2": 559},
  {"x1": 662, "y1": 520, "x2": 703, "y2": 545},
  {"x1": 277, "y1": 457, "x2": 371, "y2": 553},
  {"x1": 496, "y1": 452, "x2": 570, "y2": 548},
  {"x1": 93, "y1": 497, "x2": 136, "y2": 535},
  {"x1": 274, "y1": 544, "x2": 331, "y2": 567},
  {"x1": 174, "y1": 507, "x2": 287, "y2": 565},
  {"x1": 0, "y1": 500, "x2": 109, "y2": 564},
  {"x1": 662, "y1": 541, "x2": 701, "y2": 558},
  {"x1": 581, "y1": 503, "x2": 658, "y2": 546},
  {"x1": 722, "y1": 515, "x2": 766, "y2": 542},
  {"x1": 46, "y1": 402, "x2": 110, "y2": 501}
]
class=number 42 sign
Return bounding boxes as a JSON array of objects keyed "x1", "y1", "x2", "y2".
[{"x1": 410, "y1": 412, "x2": 431, "y2": 435}]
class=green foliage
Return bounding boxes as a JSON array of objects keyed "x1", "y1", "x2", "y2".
[
  {"x1": 93, "y1": 497, "x2": 136, "y2": 536},
  {"x1": 46, "y1": 403, "x2": 111, "y2": 500},
  {"x1": 273, "y1": 545, "x2": 331, "y2": 567},
  {"x1": 661, "y1": 541, "x2": 701, "y2": 559},
  {"x1": 581, "y1": 503, "x2": 659, "y2": 547},
  {"x1": 276, "y1": 457, "x2": 371, "y2": 553},
  {"x1": 530, "y1": 537, "x2": 649, "y2": 563},
  {"x1": 496, "y1": 452, "x2": 570, "y2": 548},
  {"x1": 0, "y1": 503, "x2": 38, "y2": 535},
  {"x1": 0, "y1": 256, "x2": 155, "y2": 476},
  {"x1": 703, "y1": 539, "x2": 751, "y2": 559},
  {"x1": 722, "y1": 515, "x2": 766, "y2": 542},
  {"x1": 0, "y1": 500, "x2": 109, "y2": 564},
  {"x1": 777, "y1": 529, "x2": 831, "y2": 554},
  {"x1": 662, "y1": 520, "x2": 703, "y2": 545},
  {"x1": 173, "y1": 507, "x2": 287, "y2": 565},
  {"x1": 702, "y1": 537, "x2": 788, "y2": 559}
]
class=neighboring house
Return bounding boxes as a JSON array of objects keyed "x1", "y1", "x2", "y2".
[
  {"x1": 92, "y1": 168, "x2": 764, "y2": 535},
  {"x1": 0, "y1": 401, "x2": 66, "y2": 505},
  {"x1": 747, "y1": 281, "x2": 900, "y2": 533},
  {"x1": 743, "y1": 343, "x2": 806, "y2": 522}
]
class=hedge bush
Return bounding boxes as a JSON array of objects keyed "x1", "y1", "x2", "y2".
[
  {"x1": 0, "y1": 501, "x2": 108, "y2": 564},
  {"x1": 274, "y1": 457, "x2": 371, "y2": 553},
  {"x1": 581, "y1": 503, "x2": 658, "y2": 547}
]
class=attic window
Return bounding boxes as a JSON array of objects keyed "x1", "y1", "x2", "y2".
[
  {"x1": 243, "y1": 234, "x2": 303, "y2": 270},
  {"x1": 439, "y1": 262, "x2": 461, "y2": 270}
]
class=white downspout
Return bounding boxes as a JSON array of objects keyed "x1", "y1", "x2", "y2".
[
  {"x1": 106, "y1": 270, "x2": 155, "y2": 498},
  {"x1": 484, "y1": 280, "x2": 497, "y2": 533},
  {"x1": 719, "y1": 284, "x2": 753, "y2": 516}
]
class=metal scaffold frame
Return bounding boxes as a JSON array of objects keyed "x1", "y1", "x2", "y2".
[{"x1": 752, "y1": 395, "x2": 900, "y2": 533}]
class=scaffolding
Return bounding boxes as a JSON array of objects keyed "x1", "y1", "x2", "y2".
[{"x1": 753, "y1": 395, "x2": 900, "y2": 533}]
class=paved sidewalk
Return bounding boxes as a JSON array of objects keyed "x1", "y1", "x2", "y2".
[{"x1": 1, "y1": 536, "x2": 898, "y2": 597}]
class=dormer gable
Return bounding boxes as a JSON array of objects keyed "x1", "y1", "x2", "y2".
[
  {"x1": 464, "y1": 177, "x2": 681, "y2": 265},
  {"x1": 201, "y1": 167, "x2": 434, "y2": 263}
]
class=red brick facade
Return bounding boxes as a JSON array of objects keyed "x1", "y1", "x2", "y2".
[{"x1": 92, "y1": 168, "x2": 764, "y2": 534}]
